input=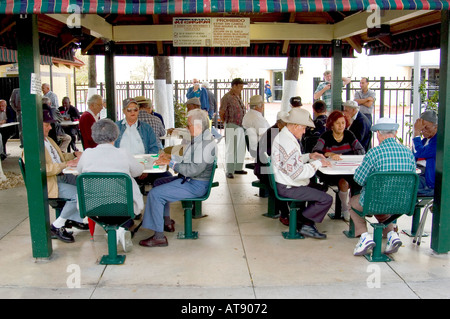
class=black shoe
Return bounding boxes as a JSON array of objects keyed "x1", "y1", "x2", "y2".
[
  {"x1": 299, "y1": 224, "x2": 327, "y2": 239},
  {"x1": 234, "y1": 170, "x2": 247, "y2": 175},
  {"x1": 226, "y1": 173, "x2": 234, "y2": 179},
  {"x1": 51, "y1": 225, "x2": 75, "y2": 243},
  {"x1": 65, "y1": 220, "x2": 89, "y2": 230}
]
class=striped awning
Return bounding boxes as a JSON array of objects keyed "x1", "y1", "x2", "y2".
[
  {"x1": 0, "y1": 0, "x2": 448, "y2": 14},
  {"x1": 0, "y1": 47, "x2": 52, "y2": 65}
]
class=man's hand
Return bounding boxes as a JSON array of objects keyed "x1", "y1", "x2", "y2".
[
  {"x1": 310, "y1": 152, "x2": 326, "y2": 160},
  {"x1": 414, "y1": 118, "x2": 425, "y2": 137}
]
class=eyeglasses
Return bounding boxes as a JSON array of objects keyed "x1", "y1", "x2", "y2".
[{"x1": 126, "y1": 108, "x2": 139, "y2": 113}]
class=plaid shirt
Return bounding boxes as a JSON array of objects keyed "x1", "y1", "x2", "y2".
[
  {"x1": 138, "y1": 110, "x2": 165, "y2": 139},
  {"x1": 314, "y1": 82, "x2": 332, "y2": 112},
  {"x1": 354, "y1": 137, "x2": 416, "y2": 206},
  {"x1": 219, "y1": 91, "x2": 245, "y2": 126}
]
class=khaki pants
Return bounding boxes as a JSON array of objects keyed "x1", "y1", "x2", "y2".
[{"x1": 349, "y1": 194, "x2": 395, "y2": 237}]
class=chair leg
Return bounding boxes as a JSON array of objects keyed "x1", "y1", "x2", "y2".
[
  {"x1": 343, "y1": 218, "x2": 356, "y2": 238},
  {"x1": 282, "y1": 206, "x2": 304, "y2": 239},
  {"x1": 100, "y1": 227, "x2": 126, "y2": 265},
  {"x1": 262, "y1": 193, "x2": 278, "y2": 219},
  {"x1": 192, "y1": 201, "x2": 208, "y2": 219},
  {"x1": 365, "y1": 223, "x2": 391, "y2": 262},
  {"x1": 178, "y1": 201, "x2": 198, "y2": 239}
]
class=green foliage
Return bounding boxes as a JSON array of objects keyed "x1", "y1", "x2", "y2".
[
  {"x1": 174, "y1": 98, "x2": 187, "y2": 128},
  {"x1": 419, "y1": 79, "x2": 439, "y2": 113}
]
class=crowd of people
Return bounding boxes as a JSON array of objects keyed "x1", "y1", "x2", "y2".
[{"x1": 14, "y1": 75, "x2": 438, "y2": 258}]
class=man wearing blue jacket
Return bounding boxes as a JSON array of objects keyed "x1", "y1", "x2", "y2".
[
  {"x1": 186, "y1": 78, "x2": 211, "y2": 119},
  {"x1": 413, "y1": 110, "x2": 437, "y2": 197}
]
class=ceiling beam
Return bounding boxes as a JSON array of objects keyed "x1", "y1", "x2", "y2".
[
  {"x1": 46, "y1": 14, "x2": 113, "y2": 40},
  {"x1": 333, "y1": 10, "x2": 431, "y2": 40}
]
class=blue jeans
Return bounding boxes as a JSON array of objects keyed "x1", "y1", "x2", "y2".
[
  {"x1": 142, "y1": 176, "x2": 209, "y2": 232},
  {"x1": 417, "y1": 174, "x2": 434, "y2": 197},
  {"x1": 57, "y1": 175, "x2": 83, "y2": 222}
]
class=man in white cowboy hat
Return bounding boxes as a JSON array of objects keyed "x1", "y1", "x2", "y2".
[
  {"x1": 242, "y1": 95, "x2": 270, "y2": 158},
  {"x1": 271, "y1": 108, "x2": 333, "y2": 239},
  {"x1": 342, "y1": 100, "x2": 372, "y2": 152},
  {"x1": 350, "y1": 117, "x2": 416, "y2": 256}
]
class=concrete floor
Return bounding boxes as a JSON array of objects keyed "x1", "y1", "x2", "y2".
[{"x1": 0, "y1": 103, "x2": 449, "y2": 300}]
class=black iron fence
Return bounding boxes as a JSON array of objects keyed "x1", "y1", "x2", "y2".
[
  {"x1": 75, "y1": 78, "x2": 264, "y2": 122},
  {"x1": 313, "y1": 77, "x2": 438, "y2": 146}
]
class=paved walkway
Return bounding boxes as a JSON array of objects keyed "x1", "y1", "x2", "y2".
[{"x1": 0, "y1": 103, "x2": 448, "y2": 300}]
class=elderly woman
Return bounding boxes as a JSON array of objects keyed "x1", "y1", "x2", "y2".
[
  {"x1": 77, "y1": 118, "x2": 144, "y2": 252},
  {"x1": 139, "y1": 109, "x2": 217, "y2": 248},
  {"x1": 312, "y1": 110, "x2": 365, "y2": 221}
]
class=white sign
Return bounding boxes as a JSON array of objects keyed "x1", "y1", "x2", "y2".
[
  {"x1": 173, "y1": 17, "x2": 250, "y2": 47},
  {"x1": 30, "y1": 73, "x2": 42, "y2": 95}
]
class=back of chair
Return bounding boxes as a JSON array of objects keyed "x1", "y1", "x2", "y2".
[
  {"x1": 265, "y1": 155, "x2": 283, "y2": 200},
  {"x1": 76, "y1": 172, "x2": 135, "y2": 219},
  {"x1": 362, "y1": 171, "x2": 419, "y2": 217},
  {"x1": 201, "y1": 157, "x2": 218, "y2": 199}
]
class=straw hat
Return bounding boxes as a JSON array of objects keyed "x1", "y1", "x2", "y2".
[{"x1": 281, "y1": 108, "x2": 315, "y2": 128}]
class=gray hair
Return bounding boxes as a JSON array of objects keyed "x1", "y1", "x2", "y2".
[
  {"x1": 187, "y1": 109, "x2": 210, "y2": 132},
  {"x1": 42, "y1": 97, "x2": 51, "y2": 105},
  {"x1": 91, "y1": 118, "x2": 120, "y2": 144},
  {"x1": 377, "y1": 130, "x2": 397, "y2": 136},
  {"x1": 88, "y1": 94, "x2": 103, "y2": 106}
]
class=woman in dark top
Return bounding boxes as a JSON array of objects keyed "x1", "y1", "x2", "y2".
[{"x1": 312, "y1": 111, "x2": 365, "y2": 221}]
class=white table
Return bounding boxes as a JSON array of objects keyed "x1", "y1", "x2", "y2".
[
  {"x1": 62, "y1": 154, "x2": 167, "y2": 175},
  {"x1": 0, "y1": 121, "x2": 19, "y2": 128},
  {"x1": 134, "y1": 154, "x2": 168, "y2": 173},
  {"x1": 317, "y1": 155, "x2": 364, "y2": 175}
]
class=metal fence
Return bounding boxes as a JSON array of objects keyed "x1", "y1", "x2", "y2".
[
  {"x1": 75, "y1": 78, "x2": 264, "y2": 122},
  {"x1": 314, "y1": 77, "x2": 438, "y2": 147}
]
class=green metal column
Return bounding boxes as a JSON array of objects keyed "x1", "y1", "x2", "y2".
[
  {"x1": 432, "y1": 11, "x2": 450, "y2": 254},
  {"x1": 16, "y1": 15, "x2": 52, "y2": 258},
  {"x1": 331, "y1": 39, "x2": 343, "y2": 111},
  {"x1": 104, "y1": 41, "x2": 116, "y2": 121}
]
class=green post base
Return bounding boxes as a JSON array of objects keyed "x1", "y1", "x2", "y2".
[
  {"x1": 364, "y1": 253, "x2": 391, "y2": 262},
  {"x1": 282, "y1": 231, "x2": 304, "y2": 239},
  {"x1": 100, "y1": 254, "x2": 126, "y2": 265},
  {"x1": 177, "y1": 231, "x2": 199, "y2": 239},
  {"x1": 282, "y1": 207, "x2": 304, "y2": 239}
]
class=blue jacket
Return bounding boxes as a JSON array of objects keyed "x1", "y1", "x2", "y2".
[
  {"x1": 413, "y1": 134, "x2": 437, "y2": 189},
  {"x1": 114, "y1": 119, "x2": 160, "y2": 154},
  {"x1": 186, "y1": 87, "x2": 211, "y2": 119}
]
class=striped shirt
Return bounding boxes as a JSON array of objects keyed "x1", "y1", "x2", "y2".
[
  {"x1": 313, "y1": 130, "x2": 364, "y2": 156},
  {"x1": 354, "y1": 137, "x2": 416, "y2": 206}
]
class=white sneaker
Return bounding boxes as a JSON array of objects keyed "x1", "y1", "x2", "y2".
[
  {"x1": 385, "y1": 231, "x2": 402, "y2": 254},
  {"x1": 354, "y1": 233, "x2": 375, "y2": 256},
  {"x1": 117, "y1": 227, "x2": 133, "y2": 253},
  {"x1": 342, "y1": 210, "x2": 350, "y2": 222}
]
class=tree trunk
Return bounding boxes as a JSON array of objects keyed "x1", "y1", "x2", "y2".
[
  {"x1": 281, "y1": 56, "x2": 300, "y2": 112},
  {"x1": 154, "y1": 56, "x2": 170, "y2": 126},
  {"x1": 165, "y1": 57, "x2": 174, "y2": 128}
]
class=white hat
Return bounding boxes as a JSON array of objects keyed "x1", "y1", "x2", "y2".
[
  {"x1": 343, "y1": 100, "x2": 359, "y2": 108},
  {"x1": 277, "y1": 111, "x2": 289, "y2": 121},
  {"x1": 281, "y1": 108, "x2": 315, "y2": 128},
  {"x1": 371, "y1": 117, "x2": 399, "y2": 132},
  {"x1": 249, "y1": 95, "x2": 264, "y2": 106}
]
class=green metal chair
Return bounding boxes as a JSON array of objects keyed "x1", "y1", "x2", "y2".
[
  {"x1": 76, "y1": 172, "x2": 135, "y2": 265},
  {"x1": 18, "y1": 158, "x2": 69, "y2": 219},
  {"x1": 403, "y1": 196, "x2": 434, "y2": 237},
  {"x1": 178, "y1": 158, "x2": 219, "y2": 239},
  {"x1": 266, "y1": 155, "x2": 306, "y2": 239},
  {"x1": 349, "y1": 171, "x2": 419, "y2": 262}
]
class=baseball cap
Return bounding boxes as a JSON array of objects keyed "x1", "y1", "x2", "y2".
[{"x1": 371, "y1": 117, "x2": 399, "y2": 132}]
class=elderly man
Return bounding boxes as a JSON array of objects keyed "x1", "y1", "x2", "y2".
[
  {"x1": 272, "y1": 108, "x2": 333, "y2": 239},
  {"x1": 354, "y1": 77, "x2": 376, "y2": 124},
  {"x1": 350, "y1": 118, "x2": 416, "y2": 256},
  {"x1": 342, "y1": 100, "x2": 372, "y2": 152},
  {"x1": 314, "y1": 70, "x2": 351, "y2": 113},
  {"x1": 413, "y1": 110, "x2": 438, "y2": 197},
  {"x1": 115, "y1": 98, "x2": 168, "y2": 190},
  {"x1": 42, "y1": 83, "x2": 59, "y2": 108},
  {"x1": 79, "y1": 94, "x2": 104, "y2": 149},
  {"x1": 9, "y1": 88, "x2": 22, "y2": 146},
  {"x1": 42, "y1": 96, "x2": 71, "y2": 152},
  {"x1": 0, "y1": 99, "x2": 12, "y2": 158},
  {"x1": 139, "y1": 109, "x2": 217, "y2": 247},
  {"x1": 242, "y1": 95, "x2": 270, "y2": 158},
  {"x1": 219, "y1": 78, "x2": 247, "y2": 179},
  {"x1": 135, "y1": 96, "x2": 165, "y2": 147},
  {"x1": 186, "y1": 78, "x2": 210, "y2": 118},
  {"x1": 37, "y1": 109, "x2": 87, "y2": 243}
]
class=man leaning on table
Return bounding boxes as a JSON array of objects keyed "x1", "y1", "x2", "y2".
[
  {"x1": 29, "y1": 109, "x2": 88, "y2": 243},
  {"x1": 271, "y1": 108, "x2": 333, "y2": 239},
  {"x1": 350, "y1": 117, "x2": 416, "y2": 256},
  {"x1": 115, "y1": 98, "x2": 171, "y2": 189},
  {"x1": 412, "y1": 110, "x2": 437, "y2": 197}
]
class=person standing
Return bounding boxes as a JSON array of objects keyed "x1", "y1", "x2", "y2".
[
  {"x1": 186, "y1": 78, "x2": 210, "y2": 119},
  {"x1": 314, "y1": 70, "x2": 351, "y2": 113},
  {"x1": 354, "y1": 77, "x2": 376, "y2": 125},
  {"x1": 79, "y1": 94, "x2": 104, "y2": 149},
  {"x1": 42, "y1": 83, "x2": 59, "y2": 109},
  {"x1": 219, "y1": 78, "x2": 247, "y2": 179},
  {"x1": 264, "y1": 81, "x2": 272, "y2": 103},
  {"x1": 9, "y1": 88, "x2": 22, "y2": 147}
]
